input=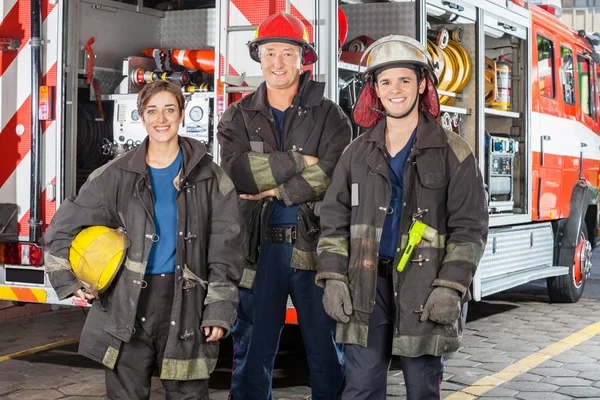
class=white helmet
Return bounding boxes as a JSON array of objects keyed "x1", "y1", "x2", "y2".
[
  {"x1": 362, "y1": 35, "x2": 437, "y2": 84},
  {"x1": 353, "y1": 35, "x2": 440, "y2": 128}
]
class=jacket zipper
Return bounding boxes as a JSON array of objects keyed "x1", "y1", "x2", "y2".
[
  {"x1": 394, "y1": 149, "x2": 417, "y2": 335},
  {"x1": 279, "y1": 96, "x2": 300, "y2": 151},
  {"x1": 373, "y1": 146, "x2": 395, "y2": 332},
  {"x1": 138, "y1": 180, "x2": 158, "y2": 253}
]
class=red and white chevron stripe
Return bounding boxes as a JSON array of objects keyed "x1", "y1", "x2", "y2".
[{"x1": 0, "y1": 0, "x2": 58, "y2": 238}]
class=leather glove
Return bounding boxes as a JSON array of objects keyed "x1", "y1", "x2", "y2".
[
  {"x1": 323, "y1": 280, "x2": 353, "y2": 323},
  {"x1": 420, "y1": 286, "x2": 461, "y2": 325}
]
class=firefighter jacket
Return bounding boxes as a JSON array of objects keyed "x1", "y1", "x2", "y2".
[
  {"x1": 43, "y1": 137, "x2": 245, "y2": 380},
  {"x1": 217, "y1": 71, "x2": 351, "y2": 288},
  {"x1": 316, "y1": 112, "x2": 488, "y2": 357}
]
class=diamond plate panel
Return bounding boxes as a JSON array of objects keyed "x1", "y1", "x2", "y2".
[
  {"x1": 340, "y1": 2, "x2": 417, "y2": 43},
  {"x1": 93, "y1": 67, "x2": 123, "y2": 97},
  {"x1": 160, "y1": 9, "x2": 216, "y2": 49},
  {"x1": 479, "y1": 223, "x2": 554, "y2": 281},
  {"x1": 80, "y1": 3, "x2": 161, "y2": 70}
]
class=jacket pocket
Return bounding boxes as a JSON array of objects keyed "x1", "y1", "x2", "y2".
[
  {"x1": 247, "y1": 114, "x2": 270, "y2": 139},
  {"x1": 416, "y1": 150, "x2": 446, "y2": 190},
  {"x1": 239, "y1": 199, "x2": 264, "y2": 265},
  {"x1": 181, "y1": 265, "x2": 208, "y2": 340},
  {"x1": 299, "y1": 203, "x2": 320, "y2": 236},
  {"x1": 182, "y1": 265, "x2": 208, "y2": 290}
]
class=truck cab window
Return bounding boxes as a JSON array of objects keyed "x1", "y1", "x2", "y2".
[
  {"x1": 577, "y1": 54, "x2": 595, "y2": 118},
  {"x1": 537, "y1": 35, "x2": 555, "y2": 98},
  {"x1": 561, "y1": 46, "x2": 576, "y2": 105}
]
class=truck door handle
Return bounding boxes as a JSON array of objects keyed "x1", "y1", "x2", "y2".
[
  {"x1": 442, "y1": 1, "x2": 464, "y2": 12},
  {"x1": 541, "y1": 135, "x2": 551, "y2": 166},
  {"x1": 498, "y1": 22, "x2": 517, "y2": 31}
]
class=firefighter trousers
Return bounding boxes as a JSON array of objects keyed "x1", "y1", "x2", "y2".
[
  {"x1": 343, "y1": 276, "x2": 443, "y2": 400},
  {"x1": 230, "y1": 240, "x2": 345, "y2": 400},
  {"x1": 104, "y1": 273, "x2": 209, "y2": 400}
]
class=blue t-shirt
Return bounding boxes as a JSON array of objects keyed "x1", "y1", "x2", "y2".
[
  {"x1": 269, "y1": 107, "x2": 298, "y2": 226},
  {"x1": 146, "y1": 150, "x2": 182, "y2": 274},
  {"x1": 379, "y1": 129, "x2": 417, "y2": 260}
]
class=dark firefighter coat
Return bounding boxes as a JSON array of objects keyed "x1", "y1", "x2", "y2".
[
  {"x1": 43, "y1": 137, "x2": 246, "y2": 380},
  {"x1": 316, "y1": 112, "x2": 489, "y2": 356},
  {"x1": 217, "y1": 71, "x2": 351, "y2": 288}
]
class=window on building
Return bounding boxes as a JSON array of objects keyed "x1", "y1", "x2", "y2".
[
  {"x1": 561, "y1": 46, "x2": 576, "y2": 105},
  {"x1": 537, "y1": 35, "x2": 555, "y2": 98}
]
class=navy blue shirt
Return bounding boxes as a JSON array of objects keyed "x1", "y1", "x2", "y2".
[
  {"x1": 379, "y1": 129, "x2": 417, "y2": 259},
  {"x1": 146, "y1": 150, "x2": 182, "y2": 274},
  {"x1": 269, "y1": 107, "x2": 298, "y2": 226}
]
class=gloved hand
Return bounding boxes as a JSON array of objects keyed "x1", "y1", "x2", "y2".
[
  {"x1": 420, "y1": 286, "x2": 461, "y2": 325},
  {"x1": 323, "y1": 280, "x2": 353, "y2": 323}
]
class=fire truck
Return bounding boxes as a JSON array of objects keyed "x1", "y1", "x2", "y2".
[{"x1": 0, "y1": 0, "x2": 598, "y2": 320}]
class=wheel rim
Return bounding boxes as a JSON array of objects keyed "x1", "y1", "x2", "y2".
[{"x1": 573, "y1": 232, "x2": 592, "y2": 288}]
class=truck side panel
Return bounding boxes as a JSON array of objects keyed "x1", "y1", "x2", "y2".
[{"x1": 0, "y1": 0, "x2": 59, "y2": 239}]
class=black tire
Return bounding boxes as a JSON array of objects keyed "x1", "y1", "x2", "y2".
[{"x1": 547, "y1": 226, "x2": 591, "y2": 303}]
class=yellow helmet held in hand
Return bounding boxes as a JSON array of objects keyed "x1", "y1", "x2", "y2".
[{"x1": 69, "y1": 226, "x2": 129, "y2": 296}]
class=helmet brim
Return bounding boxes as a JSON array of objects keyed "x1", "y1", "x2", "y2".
[
  {"x1": 365, "y1": 60, "x2": 439, "y2": 87},
  {"x1": 248, "y1": 37, "x2": 318, "y2": 64}
]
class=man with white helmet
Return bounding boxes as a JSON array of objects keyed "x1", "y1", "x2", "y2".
[
  {"x1": 316, "y1": 35, "x2": 488, "y2": 399},
  {"x1": 217, "y1": 11, "x2": 350, "y2": 400}
]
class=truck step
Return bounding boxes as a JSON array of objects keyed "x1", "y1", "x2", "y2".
[{"x1": 481, "y1": 266, "x2": 568, "y2": 298}]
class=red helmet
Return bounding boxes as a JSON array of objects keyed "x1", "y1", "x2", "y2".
[
  {"x1": 248, "y1": 12, "x2": 317, "y2": 65},
  {"x1": 338, "y1": 7, "x2": 348, "y2": 49}
]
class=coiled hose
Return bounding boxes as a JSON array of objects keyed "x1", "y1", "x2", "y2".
[{"x1": 76, "y1": 102, "x2": 112, "y2": 191}]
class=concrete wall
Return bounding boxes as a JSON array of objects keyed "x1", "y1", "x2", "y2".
[{"x1": 562, "y1": 7, "x2": 600, "y2": 33}]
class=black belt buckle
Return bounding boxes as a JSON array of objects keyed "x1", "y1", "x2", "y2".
[
  {"x1": 285, "y1": 226, "x2": 297, "y2": 243},
  {"x1": 266, "y1": 226, "x2": 297, "y2": 244},
  {"x1": 377, "y1": 258, "x2": 393, "y2": 279}
]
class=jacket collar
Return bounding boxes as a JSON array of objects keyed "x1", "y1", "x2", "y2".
[
  {"x1": 117, "y1": 136, "x2": 208, "y2": 182},
  {"x1": 414, "y1": 111, "x2": 447, "y2": 149},
  {"x1": 239, "y1": 70, "x2": 324, "y2": 114},
  {"x1": 363, "y1": 111, "x2": 448, "y2": 150}
]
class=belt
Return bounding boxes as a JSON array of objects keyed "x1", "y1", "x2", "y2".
[
  {"x1": 265, "y1": 226, "x2": 297, "y2": 244},
  {"x1": 377, "y1": 258, "x2": 394, "y2": 279}
]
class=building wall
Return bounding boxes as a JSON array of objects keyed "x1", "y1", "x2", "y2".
[
  {"x1": 563, "y1": 0, "x2": 600, "y2": 7},
  {"x1": 562, "y1": 7, "x2": 600, "y2": 32}
]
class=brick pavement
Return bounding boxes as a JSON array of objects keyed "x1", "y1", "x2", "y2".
[{"x1": 1, "y1": 290, "x2": 600, "y2": 399}]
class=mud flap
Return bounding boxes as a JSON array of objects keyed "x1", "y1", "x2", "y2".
[{"x1": 555, "y1": 182, "x2": 596, "y2": 267}]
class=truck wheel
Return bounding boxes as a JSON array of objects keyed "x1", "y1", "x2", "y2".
[{"x1": 547, "y1": 226, "x2": 592, "y2": 303}]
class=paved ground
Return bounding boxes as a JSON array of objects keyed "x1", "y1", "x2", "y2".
[{"x1": 2, "y1": 251, "x2": 600, "y2": 399}]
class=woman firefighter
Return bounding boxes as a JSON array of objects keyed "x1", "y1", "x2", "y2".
[{"x1": 43, "y1": 80, "x2": 246, "y2": 399}]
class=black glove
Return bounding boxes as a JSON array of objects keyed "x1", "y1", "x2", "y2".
[
  {"x1": 420, "y1": 286, "x2": 461, "y2": 325},
  {"x1": 323, "y1": 280, "x2": 353, "y2": 323}
]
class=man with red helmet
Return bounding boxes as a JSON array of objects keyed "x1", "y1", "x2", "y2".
[
  {"x1": 217, "y1": 11, "x2": 350, "y2": 400},
  {"x1": 316, "y1": 35, "x2": 488, "y2": 399}
]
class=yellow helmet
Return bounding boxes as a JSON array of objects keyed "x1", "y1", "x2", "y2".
[{"x1": 69, "y1": 226, "x2": 129, "y2": 296}]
